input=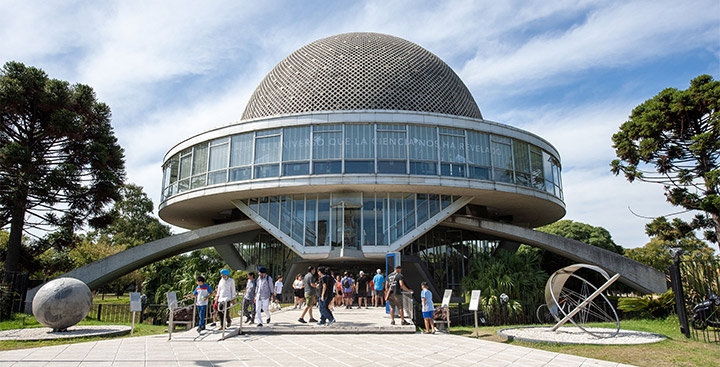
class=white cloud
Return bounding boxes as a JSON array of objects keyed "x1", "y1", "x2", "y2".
[{"x1": 460, "y1": 0, "x2": 720, "y2": 95}]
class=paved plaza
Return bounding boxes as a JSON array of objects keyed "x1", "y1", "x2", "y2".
[
  {"x1": 0, "y1": 331, "x2": 636, "y2": 367},
  {"x1": 0, "y1": 307, "x2": 636, "y2": 367}
]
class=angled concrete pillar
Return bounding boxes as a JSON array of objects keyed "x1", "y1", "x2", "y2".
[
  {"x1": 214, "y1": 243, "x2": 248, "y2": 270},
  {"x1": 443, "y1": 216, "x2": 667, "y2": 294}
]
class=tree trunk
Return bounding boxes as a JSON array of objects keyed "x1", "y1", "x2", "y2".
[{"x1": 4, "y1": 205, "x2": 26, "y2": 272}]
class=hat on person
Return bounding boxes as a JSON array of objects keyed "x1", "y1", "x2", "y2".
[
  {"x1": 258, "y1": 266, "x2": 267, "y2": 274},
  {"x1": 359, "y1": 270, "x2": 365, "y2": 275},
  {"x1": 220, "y1": 269, "x2": 231, "y2": 276}
]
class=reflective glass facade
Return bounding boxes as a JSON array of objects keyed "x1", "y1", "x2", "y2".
[
  {"x1": 161, "y1": 123, "x2": 563, "y2": 202},
  {"x1": 241, "y1": 192, "x2": 461, "y2": 248}
]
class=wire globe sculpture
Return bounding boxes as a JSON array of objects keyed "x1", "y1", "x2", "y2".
[{"x1": 544, "y1": 264, "x2": 620, "y2": 338}]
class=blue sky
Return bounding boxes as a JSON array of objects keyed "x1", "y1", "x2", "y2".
[{"x1": 1, "y1": 0, "x2": 718, "y2": 248}]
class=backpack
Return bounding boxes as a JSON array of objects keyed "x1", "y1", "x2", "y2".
[{"x1": 342, "y1": 278, "x2": 350, "y2": 289}]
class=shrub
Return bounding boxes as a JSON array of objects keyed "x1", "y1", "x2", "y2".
[{"x1": 617, "y1": 290, "x2": 675, "y2": 319}]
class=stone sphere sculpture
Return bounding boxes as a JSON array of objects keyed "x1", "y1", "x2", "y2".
[{"x1": 32, "y1": 278, "x2": 92, "y2": 332}]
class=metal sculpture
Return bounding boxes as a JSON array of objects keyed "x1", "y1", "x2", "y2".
[{"x1": 544, "y1": 264, "x2": 621, "y2": 338}]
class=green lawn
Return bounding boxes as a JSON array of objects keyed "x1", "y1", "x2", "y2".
[
  {"x1": 92, "y1": 293, "x2": 131, "y2": 304},
  {"x1": 0, "y1": 314, "x2": 166, "y2": 351},
  {"x1": 450, "y1": 316, "x2": 719, "y2": 367}
]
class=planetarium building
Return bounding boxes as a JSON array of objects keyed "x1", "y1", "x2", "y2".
[{"x1": 158, "y1": 32, "x2": 566, "y2": 293}]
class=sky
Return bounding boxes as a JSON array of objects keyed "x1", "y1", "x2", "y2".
[{"x1": 1, "y1": 0, "x2": 718, "y2": 249}]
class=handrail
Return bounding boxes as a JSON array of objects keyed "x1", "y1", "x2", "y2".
[
  {"x1": 168, "y1": 296, "x2": 196, "y2": 341},
  {"x1": 219, "y1": 294, "x2": 244, "y2": 340}
]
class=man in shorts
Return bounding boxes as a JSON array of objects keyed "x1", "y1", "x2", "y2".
[
  {"x1": 298, "y1": 266, "x2": 318, "y2": 323},
  {"x1": 373, "y1": 269, "x2": 385, "y2": 307},
  {"x1": 356, "y1": 271, "x2": 370, "y2": 309},
  {"x1": 341, "y1": 272, "x2": 354, "y2": 309},
  {"x1": 385, "y1": 265, "x2": 413, "y2": 325}
]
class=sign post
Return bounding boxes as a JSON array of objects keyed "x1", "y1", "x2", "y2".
[
  {"x1": 129, "y1": 292, "x2": 142, "y2": 337},
  {"x1": 468, "y1": 290, "x2": 482, "y2": 338}
]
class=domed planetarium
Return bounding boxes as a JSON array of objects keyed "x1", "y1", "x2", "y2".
[{"x1": 158, "y1": 32, "x2": 566, "y2": 295}]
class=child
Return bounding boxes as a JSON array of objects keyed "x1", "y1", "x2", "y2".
[
  {"x1": 420, "y1": 282, "x2": 435, "y2": 334},
  {"x1": 190, "y1": 275, "x2": 212, "y2": 332}
]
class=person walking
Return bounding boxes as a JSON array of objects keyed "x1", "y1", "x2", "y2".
[
  {"x1": 298, "y1": 266, "x2": 318, "y2": 323},
  {"x1": 386, "y1": 265, "x2": 413, "y2": 325},
  {"x1": 333, "y1": 274, "x2": 343, "y2": 310},
  {"x1": 356, "y1": 271, "x2": 370, "y2": 309},
  {"x1": 373, "y1": 269, "x2": 385, "y2": 307},
  {"x1": 215, "y1": 269, "x2": 236, "y2": 328},
  {"x1": 292, "y1": 273, "x2": 304, "y2": 309},
  {"x1": 341, "y1": 272, "x2": 354, "y2": 309},
  {"x1": 317, "y1": 266, "x2": 336, "y2": 326},
  {"x1": 255, "y1": 267, "x2": 274, "y2": 327},
  {"x1": 243, "y1": 272, "x2": 257, "y2": 323},
  {"x1": 274, "y1": 275, "x2": 284, "y2": 304},
  {"x1": 188, "y1": 276, "x2": 212, "y2": 332},
  {"x1": 420, "y1": 281, "x2": 436, "y2": 334}
]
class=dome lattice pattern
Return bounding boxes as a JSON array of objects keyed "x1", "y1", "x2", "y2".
[{"x1": 242, "y1": 32, "x2": 482, "y2": 120}]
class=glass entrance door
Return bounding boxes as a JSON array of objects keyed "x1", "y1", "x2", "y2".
[{"x1": 330, "y1": 193, "x2": 363, "y2": 251}]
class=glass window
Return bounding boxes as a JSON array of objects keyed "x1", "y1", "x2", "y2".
[
  {"x1": 257, "y1": 128, "x2": 280, "y2": 137},
  {"x1": 344, "y1": 124, "x2": 374, "y2": 159},
  {"x1": 467, "y1": 131, "x2": 491, "y2": 166},
  {"x1": 428, "y1": 194, "x2": 440, "y2": 217},
  {"x1": 378, "y1": 160, "x2": 406, "y2": 174},
  {"x1": 376, "y1": 194, "x2": 387, "y2": 246},
  {"x1": 440, "y1": 134, "x2": 465, "y2": 163},
  {"x1": 292, "y1": 195, "x2": 304, "y2": 243},
  {"x1": 313, "y1": 125, "x2": 342, "y2": 159},
  {"x1": 230, "y1": 133, "x2": 253, "y2": 167},
  {"x1": 192, "y1": 143, "x2": 208, "y2": 175},
  {"x1": 255, "y1": 135, "x2": 280, "y2": 164},
  {"x1": 305, "y1": 197, "x2": 317, "y2": 247},
  {"x1": 377, "y1": 125, "x2": 406, "y2": 159},
  {"x1": 259, "y1": 196, "x2": 269, "y2": 220},
  {"x1": 282, "y1": 162, "x2": 309, "y2": 176},
  {"x1": 317, "y1": 195, "x2": 330, "y2": 246},
  {"x1": 209, "y1": 143, "x2": 229, "y2": 171},
  {"x1": 388, "y1": 193, "x2": 403, "y2": 243},
  {"x1": 492, "y1": 138, "x2": 513, "y2": 171},
  {"x1": 208, "y1": 170, "x2": 227, "y2": 185},
  {"x1": 363, "y1": 194, "x2": 376, "y2": 246},
  {"x1": 468, "y1": 166, "x2": 490, "y2": 180},
  {"x1": 254, "y1": 164, "x2": 279, "y2": 178},
  {"x1": 229, "y1": 167, "x2": 251, "y2": 181},
  {"x1": 191, "y1": 174, "x2": 206, "y2": 189},
  {"x1": 167, "y1": 155, "x2": 179, "y2": 184},
  {"x1": 269, "y1": 196, "x2": 280, "y2": 227},
  {"x1": 283, "y1": 126, "x2": 310, "y2": 161},
  {"x1": 416, "y1": 193, "x2": 429, "y2": 225},
  {"x1": 179, "y1": 149, "x2": 192, "y2": 180},
  {"x1": 494, "y1": 169, "x2": 514, "y2": 183},
  {"x1": 313, "y1": 161, "x2": 341, "y2": 174},
  {"x1": 513, "y1": 140, "x2": 530, "y2": 174},
  {"x1": 345, "y1": 160, "x2": 374, "y2": 173},
  {"x1": 441, "y1": 163, "x2": 466, "y2": 177},
  {"x1": 280, "y1": 196, "x2": 292, "y2": 236},
  {"x1": 410, "y1": 161, "x2": 436, "y2": 175},
  {"x1": 530, "y1": 147, "x2": 544, "y2": 190},
  {"x1": 543, "y1": 151, "x2": 554, "y2": 194},
  {"x1": 408, "y1": 125, "x2": 437, "y2": 161}
]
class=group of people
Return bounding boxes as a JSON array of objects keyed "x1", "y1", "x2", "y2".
[
  {"x1": 189, "y1": 264, "x2": 437, "y2": 333},
  {"x1": 291, "y1": 268, "x2": 388, "y2": 311}
]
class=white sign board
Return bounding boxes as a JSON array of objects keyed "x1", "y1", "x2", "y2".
[
  {"x1": 441, "y1": 289, "x2": 452, "y2": 308},
  {"x1": 468, "y1": 290, "x2": 482, "y2": 311},
  {"x1": 166, "y1": 292, "x2": 178, "y2": 308},
  {"x1": 129, "y1": 292, "x2": 142, "y2": 312}
]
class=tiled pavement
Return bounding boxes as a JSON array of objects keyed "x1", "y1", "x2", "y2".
[{"x1": 0, "y1": 307, "x2": 636, "y2": 366}]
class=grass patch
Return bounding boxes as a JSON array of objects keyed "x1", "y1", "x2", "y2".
[
  {"x1": 450, "y1": 316, "x2": 719, "y2": 367},
  {"x1": 92, "y1": 293, "x2": 131, "y2": 304},
  {"x1": 0, "y1": 314, "x2": 166, "y2": 351}
]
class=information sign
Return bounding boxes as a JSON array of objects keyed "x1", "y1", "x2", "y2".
[
  {"x1": 441, "y1": 289, "x2": 452, "y2": 308},
  {"x1": 166, "y1": 292, "x2": 178, "y2": 308},
  {"x1": 468, "y1": 290, "x2": 481, "y2": 311},
  {"x1": 130, "y1": 292, "x2": 142, "y2": 312}
]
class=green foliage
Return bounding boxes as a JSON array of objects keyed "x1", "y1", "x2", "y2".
[
  {"x1": 625, "y1": 233, "x2": 715, "y2": 272},
  {"x1": 617, "y1": 290, "x2": 675, "y2": 319},
  {"x1": 530, "y1": 220, "x2": 625, "y2": 277},
  {"x1": 140, "y1": 248, "x2": 245, "y2": 304},
  {"x1": 0, "y1": 62, "x2": 126, "y2": 272},
  {"x1": 462, "y1": 248, "x2": 547, "y2": 324},
  {"x1": 680, "y1": 259, "x2": 720, "y2": 306},
  {"x1": 611, "y1": 74, "x2": 720, "y2": 247}
]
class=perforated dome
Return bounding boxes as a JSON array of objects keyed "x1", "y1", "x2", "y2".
[{"x1": 242, "y1": 32, "x2": 482, "y2": 120}]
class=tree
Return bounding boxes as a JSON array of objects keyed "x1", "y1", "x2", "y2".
[
  {"x1": 530, "y1": 220, "x2": 624, "y2": 275},
  {"x1": 0, "y1": 62, "x2": 125, "y2": 271},
  {"x1": 611, "y1": 75, "x2": 720, "y2": 248}
]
